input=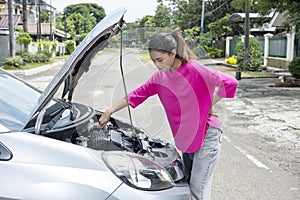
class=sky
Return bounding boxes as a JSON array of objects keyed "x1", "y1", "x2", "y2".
[{"x1": 48, "y1": 0, "x2": 158, "y2": 22}]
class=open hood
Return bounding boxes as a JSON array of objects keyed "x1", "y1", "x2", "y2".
[{"x1": 25, "y1": 8, "x2": 126, "y2": 126}]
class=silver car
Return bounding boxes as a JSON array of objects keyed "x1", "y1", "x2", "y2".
[{"x1": 0, "y1": 8, "x2": 190, "y2": 199}]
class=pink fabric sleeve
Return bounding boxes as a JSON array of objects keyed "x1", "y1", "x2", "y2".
[
  {"x1": 126, "y1": 78, "x2": 157, "y2": 108},
  {"x1": 214, "y1": 71, "x2": 238, "y2": 98}
]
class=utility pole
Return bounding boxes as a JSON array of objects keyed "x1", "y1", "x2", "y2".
[
  {"x1": 199, "y1": 0, "x2": 205, "y2": 58},
  {"x1": 49, "y1": 0, "x2": 53, "y2": 41},
  {"x1": 8, "y1": 0, "x2": 15, "y2": 57},
  {"x1": 22, "y1": 0, "x2": 28, "y2": 32},
  {"x1": 243, "y1": 0, "x2": 250, "y2": 71},
  {"x1": 22, "y1": 0, "x2": 28, "y2": 52},
  {"x1": 200, "y1": 0, "x2": 205, "y2": 39}
]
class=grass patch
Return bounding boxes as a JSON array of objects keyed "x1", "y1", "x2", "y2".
[
  {"x1": 240, "y1": 71, "x2": 278, "y2": 78},
  {"x1": 3, "y1": 59, "x2": 57, "y2": 70},
  {"x1": 215, "y1": 67, "x2": 278, "y2": 79}
]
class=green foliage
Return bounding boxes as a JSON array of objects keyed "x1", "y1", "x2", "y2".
[
  {"x1": 171, "y1": 0, "x2": 201, "y2": 30},
  {"x1": 205, "y1": 47, "x2": 224, "y2": 58},
  {"x1": 65, "y1": 40, "x2": 76, "y2": 54},
  {"x1": 51, "y1": 42, "x2": 57, "y2": 53},
  {"x1": 184, "y1": 27, "x2": 201, "y2": 44},
  {"x1": 253, "y1": 0, "x2": 300, "y2": 34},
  {"x1": 64, "y1": 3, "x2": 105, "y2": 22},
  {"x1": 56, "y1": 3, "x2": 104, "y2": 42},
  {"x1": 16, "y1": 52, "x2": 36, "y2": 63},
  {"x1": 38, "y1": 49, "x2": 52, "y2": 59},
  {"x1": 166, "y1": 0, "x2": 240, "y2": 32},
  {"x1": 153, "y1": 4, "x2": 171, "y2": 28},
  {"x1": 207, "y1": 14, "x2": 243, "y2": 38},
  {"x1": 139, "y1": 15, "x2": 155, "y2": 28},
  {"x1": 74, "y1": 33, "x2": 88, "y2": 44},
  {"x1": 3, "y1": 56, "x2": 24, "y2": 68},
  {"x1": 35, "y1": 53, "x2": 50, "y2": 63},
  {"x1": 122, "y1": 23, "x2": 141, "y2": 47},
  {"x1": 288, "y1": 57, "x2": 300, "y2": 78},
  {"x1": 235, "y1": 37, "x2": 263, "y2": 71},
  {"x1": 4, "y1": 51, "x2": 51, "y2": 69},
  {"x1": 40, "y1": 10, "x2": 50, "y2": 23},
  {"x1": 16, "y1": 30, "x2": 33, "y2": 52}
]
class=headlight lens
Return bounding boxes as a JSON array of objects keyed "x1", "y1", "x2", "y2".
[{"x1": 102, "y1": 151, "x2": 175, "y2": 191}]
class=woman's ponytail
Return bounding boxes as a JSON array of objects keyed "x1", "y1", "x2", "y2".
[
  {"x1": 170, "y1": 30, "x2": 198, "y2": 63},
  {"x1": 148, "y1": 29, "x2": 198, "y2": 64}
]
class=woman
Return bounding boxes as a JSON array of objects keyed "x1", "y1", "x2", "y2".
[{"x1": 99, "y1": 30, "x2": 238, "y2": 200}]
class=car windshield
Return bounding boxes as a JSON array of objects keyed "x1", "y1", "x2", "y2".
[{"x1": 0, "y1": 71, "x2": 55, "y2": 131}]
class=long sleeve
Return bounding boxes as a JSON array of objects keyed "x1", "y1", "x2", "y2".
[
  {"x1": 215, "y1": 71, "x2": 238, "y2": 98},
  {"x1": 127, "y1": 75, "x2": 158, "y2": 108}
]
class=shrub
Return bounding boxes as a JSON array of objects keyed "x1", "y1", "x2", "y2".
[
  {"x1": 35, "y1": 53, "x2": 50, "y2": 63},
  {"x1": 235, "y1": 37, "x2": 263, "y2": 71},
  {"x1": 65, "y1": 40, "x2": 76, "y2": 54},
  {"x1": 51, "y1": 42, "x2": 57, "y2": 53},
  {"x1": 16, "y1": 29, "x2": 32, "y2": 52},
  {"x1": 205, "y1": 47, "x2": 223, "y2": 58},
  {"x1": 288, "y1": 57, "x2": 300, "y2": 78},
  {"x1": 38, "y1": 49, "x2": 52, "y2": 59},
  {"x1": 225, "y1": 56, "x2": 237, "y2": 65},
  {"x1": 3, "y1": 56, "x2": 24, "y2": 68},
  {"x1": 22, "y1": 52, "x2": 36, "y2": 63}
]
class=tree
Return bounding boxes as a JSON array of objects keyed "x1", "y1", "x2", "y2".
[
  {"x1": 39, "y1": 10, "x2": 50, "y2": 23},
  {"x1": 138, "y1": 15, "x2": 155, "y2": 44},
  {"x1": 207, "y1": 14, "x2": 242, "y2": 39},
  {"x1": 122, "y1": 22, "x2": 140, "y2": 47},
  {"x1": 56, "y1": 3, "x2": 104, "y2": 43},
  {"x1": 235, "y1": 37, "x2": 263, "y2": 71},
  {"x1": 16, "y1": 29, "x2": 33, "y2": 52},
  {"x1": 153, "y1": 4, "x2": 171, "y2": 28},
  {"x1": 254, "y1": 0, "x2": 300, "y2": 34},
  {"x1": 169, "y1": 0, "x2": 202, "y2": 30},
  {"x1": 64, "y1": 3, "x2": 105, "y2": 23}
]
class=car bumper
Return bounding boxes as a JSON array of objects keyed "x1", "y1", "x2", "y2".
[{"x1": 110, "y1": 183, "x2": 190, "y2": 200}]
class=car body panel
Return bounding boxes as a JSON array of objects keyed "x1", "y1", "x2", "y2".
[{"x1": 0, "y1": 132, "x2": 123, "y2": 199}]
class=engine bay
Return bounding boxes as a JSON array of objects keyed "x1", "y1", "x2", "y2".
[{"x1": 41, "y1": 103, "x2": 185, "y2": 183}]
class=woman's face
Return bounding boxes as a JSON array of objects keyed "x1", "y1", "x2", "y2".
[{"x1": 149, "y1": 50, "x2": 176, "y2": 72}]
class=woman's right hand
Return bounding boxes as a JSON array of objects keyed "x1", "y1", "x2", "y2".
[
  {"x1": 99, "y1": 109, "x2": 113, "y2": 129},
  {"x1": 98, "y1": 98, "x2": 128, "y2": 129}
]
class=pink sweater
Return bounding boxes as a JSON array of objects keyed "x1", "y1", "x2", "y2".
[{"x1": 127, "y1": 60, "x2": 238, "y2": 153}]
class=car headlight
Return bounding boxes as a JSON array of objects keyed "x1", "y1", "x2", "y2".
[{"x1": 102, "y1": 151, "x2": 175, "y2": 191}]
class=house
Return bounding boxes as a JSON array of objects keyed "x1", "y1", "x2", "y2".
[
  {"x1": 0, "y1": 0, "x2": 70, "y2": 62},
  {"x1": 226, "y1": 11, "x2": 298, "y2": 70}
]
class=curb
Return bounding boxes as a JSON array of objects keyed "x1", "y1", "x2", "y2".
[{"x1": 7, "y1": 60, "x2": 65, "y2": 76}]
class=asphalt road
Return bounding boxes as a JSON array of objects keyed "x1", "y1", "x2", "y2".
[{"x1": 17, "y1": 49, "x2": 300, "y2": 200}]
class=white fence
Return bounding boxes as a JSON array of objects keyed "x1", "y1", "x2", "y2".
[{"x1": 226, "y1": 32, "x2": 296, "y2": 69}]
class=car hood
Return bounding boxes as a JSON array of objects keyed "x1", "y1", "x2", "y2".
[{"x1": 25, "y1": 8, "x2": 126, "y2": 127}]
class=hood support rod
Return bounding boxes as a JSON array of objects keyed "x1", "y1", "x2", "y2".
[{"x1": 118, "y1": 26, "x2": 136, "y2": 136}]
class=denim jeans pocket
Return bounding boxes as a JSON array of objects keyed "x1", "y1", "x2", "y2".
[{"x1": 195, "y1": 126, "x2": 222, "y2": 159}]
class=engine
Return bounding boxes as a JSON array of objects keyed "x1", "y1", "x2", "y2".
[{"x1": 43, "y1": 104, "x2": 185, "y2": 183}]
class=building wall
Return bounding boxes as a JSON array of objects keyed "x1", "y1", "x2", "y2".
[
  {"x1": 0, "y1": 31, "x2": 10, "y2": 62},
  {"x1": 0, "y1": 30, "x2": 21, "y2": 63}
]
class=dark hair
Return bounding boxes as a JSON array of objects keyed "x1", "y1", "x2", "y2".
[{"x1": 148, "y1": 30, "x2": 198, "y2": 63}]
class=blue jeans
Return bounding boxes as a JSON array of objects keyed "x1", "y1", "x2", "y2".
[{"x1": 183, "y1": 126, "x2": 222, "y2": 200}]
